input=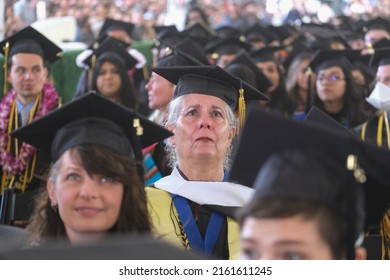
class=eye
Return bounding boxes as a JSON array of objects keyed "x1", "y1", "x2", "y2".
[
  {"x1": 330, "y1": 75, "x2": 341, "y2": 81},
  {"x1": 284, "y1": 252, "x2": 304, "y2": 260},
  {"x1": 241, "y1": 248, "x2": 259, "y2": 260},
  {"x1": 32, "y1": 67, "x2": 42, "y2": 74},
  {"x1": 65, "y1": 173, "x2": 80, "y2": 181},
  {"x1": 185, "y1": 109, "x2": 197, "y2": 116},
  {"x1": 100, "y1": 176, "x2": 116, "y2": 183},
  {"x1": 211, "y1": 110, "x2": 223, "y2": 118}
]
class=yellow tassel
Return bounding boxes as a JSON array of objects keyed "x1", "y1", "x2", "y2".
[
  {"x1": 133, "y1": 118, "x2": 143, "y2": 136},
  {"x1": 380, "y1": 210, "x2": 390, "y2": 259},
  {"x1": 3, "y1": 42, "x2": 9, "y2": 94},
  {"x1": 238, "y1": 88, "x2": 246, "y2": 134}
]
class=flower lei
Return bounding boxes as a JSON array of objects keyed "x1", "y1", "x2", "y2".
[{"x1": 0, "y1": 83, "x2": 59, "y2": 175}]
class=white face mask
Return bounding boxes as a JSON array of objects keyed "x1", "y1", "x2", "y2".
[{"x1": 366, "y1": 82, "x2": 390, "y2": 111}]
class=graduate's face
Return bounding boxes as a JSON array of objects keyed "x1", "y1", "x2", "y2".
[
  {"x1": 316, "y1": 66, "x2": 346, "y2": 104},
  {"x1": 8, "y1": 53, "x2": 47, "y2": 105},
  {"x1": 297, "y1": 58, "x2": 311, "y2": 91},
  {"x1": 240, "y1": 215, "x2": 334, "y2": 260},
  {"x1": 145, "y1": 72, "x2": 174, "y2": 110},
  {"x1": 168, "y1": 94, "x2": 235, "y2": 165},
  {"x1": 96, "y1": 62, "x2": 122, "y2": 101},
  {"x1": 48, "y1": 149, "x2": 124, "y2": 244},
  {"x1": 376, "y1": 64, "x2": 390, "y2": 87},
  {"x1": 256, "y1": 61, "x2": 280, "y2": 95}
]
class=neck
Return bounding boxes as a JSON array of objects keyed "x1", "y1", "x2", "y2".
[
  {"x1": 17, "y1": 95, "x2": 37, "y2": 106},
  {"x1": 323, "y1": 100, "x2": 343, "y2": 114},
  {"x1": 298, "y1": 88, "x2": 307, "y2": 106},
  {"x1": 179, "y1": 160, "x2": 224, "y2": 181},
  {"x1": 67, "y1": 231, "x2": 106, "y2": 245}
]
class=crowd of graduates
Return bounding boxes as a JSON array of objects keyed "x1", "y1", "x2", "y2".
[{"x1": 1, "y1": 2, "x2": 390, "y2": 261}]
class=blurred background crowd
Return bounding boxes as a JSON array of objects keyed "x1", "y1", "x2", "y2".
[{"x1": 1, "y1": 0, "x2": 390, "y2": 43}]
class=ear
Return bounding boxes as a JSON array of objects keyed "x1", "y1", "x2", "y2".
[
  {"x1": 228, "y1": 126, "x2": 236, "y2": 142},
  {"x1": 355, "y1": 247, "x2": 367, "y2": 260},
  {"x1": 47, "y1": 181, "x2": 57, "y2": 205},
  {"x1": 165, "y1": 122, "x2": 176, "y2": 146}
]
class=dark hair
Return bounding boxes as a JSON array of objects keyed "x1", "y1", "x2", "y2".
[
  {"x1": 267, "y1": 63, "x2": 296, "y2": 116},
  {"x1": 8, "y1": 39, "x2": 44, "y2": 69},
  {"x1": 27, "y1": 144, "x2": 150, "y2": 243},
  {"x1": 91, "y1": 52, "x2": 139, "y2": 110},
  {"x1": 239, "y1": 197, "x2": 347, "y2": 259},
  {"x1": 311, "y1": 63, "x2": 365, "y2": 127}
]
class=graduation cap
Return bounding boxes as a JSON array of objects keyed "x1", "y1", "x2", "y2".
[
  {"x1": 206, "y1": 37, "x2": 251, "y2": 60},
  {"x1": 11, "y1": 92, "x2": 173, "y2": 162},
  {"x1": 249, "y1": 46, "x2": 284, "y2": 63},
  {"x1": 159, "y1": 37, "x2": 209, "y2": 66},
  {"x1": 363, "y1": 17, "x2": 390, "y2": 33},
  {"x1": 99, "y1": 18, "x2": 135, "y2": 39},
  {"x1": 307, "y1": 49, "x2": 361, "y2": 74},
  {"x1": 0, "y1": 25, "x2": 62, "y2": 64},
  {"x1": 151, "y1": 65, "x2": 268, "y2": 131},
  {"x1": 0, "y1": 25, "x2": 62, "y2": 93},
  {"x1": 243, "y1": 23, "x2": 279, "y2": 46},
  {"x1": 153, "y1": 28, "x2": 186, "y2": 51},
  {"x1": 82, "y1": 37, "x2": 138, "y2": 70},
  {"x1": 373, "y1": 38, "x2": 390, "y2": 49},
  {"x1": 225, "y1": 50, "x2": 272, "y2": 93},
  {"x1": 369, "y1": 47, "x2": 390, "y2": 68},
  {"x1": 2, "y1": 234, "x2": 204, "y2": 260},
  {"x1": 230, "y1": 107, "x2": 390, "y2": 259},
  {"x1": 153, "y1": 24, "x2": 178, "y2": 35},
  {"x1": 184, "y1": 21, "x2": 216, "y2": 38},
  {"x1": 215, "y1": 25, "x2": 242, "y2": 39},
  {"x1": 87, "y1": 34, "x2": 131, "y2": 51}
]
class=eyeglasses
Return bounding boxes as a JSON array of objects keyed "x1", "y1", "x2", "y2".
[{"x1": 316, "y1": 75, "x2": 345, "y2": 83}]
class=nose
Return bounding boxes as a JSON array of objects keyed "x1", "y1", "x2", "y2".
[
  {"x1": 79, "y1": 177, "x2": 98, "y2": 200},
  {"x1": 198, "y1": 114, "x2": 212, "y2": 129},
  {"x1": 24, "y1": 70, "x2": 33, "y2": 79},
  {"x1": 145, "y1": 80, "x2": 151, "y2": 91}
]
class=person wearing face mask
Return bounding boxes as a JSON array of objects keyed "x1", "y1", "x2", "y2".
[{"x1": 353, "y1": 48, "x2": 390, "y2": 259}]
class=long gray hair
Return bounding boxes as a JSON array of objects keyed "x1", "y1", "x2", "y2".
[{"x1": 164, "y1": 95, "x2": 237, "y2": 171}]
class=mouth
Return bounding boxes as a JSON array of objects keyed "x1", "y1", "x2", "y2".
[
  {"x1": 196, "y1": 137, "x2": 214, "y2": 142},
  {"x1": 75, "y1": 207, "x2": 103, "y2": 216}
]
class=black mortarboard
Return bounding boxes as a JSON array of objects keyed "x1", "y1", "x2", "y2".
[
  {"x1": 249, "y1": 46, "x2": 284, "y2": 63},
  {"x1": 230, "y1": 107, "x2": 390, "y2": 258},
  {"x1": 307, "y1": 49, "x2": 361, "y2": 73},
  {"x1": 152, "y1": 65, "x2": 268, "y2": 107},
  {"x1": 231, "y1": 106, "x2": 390, "y2": 227},
  {"x1": 244, "y1": 23, "x2": 279, "y2": 45},
  {"x1": 2, "y1": 234, "x2": 204, "y2": 260},
  {"x1": 99, "y1": 18, "x2": 135, "y2": 39},
  {"x1": 373, "y1": 38, "x2": 390, "y2": 49},
  {"x1": 11, "y1": 93, "x2": 173, "y2": 162},
  {"x1": 83, "y1": 37, "x2": 138, "y2": 70},
  {"x1": 369, "y1": 47, "x2": 390, "y2": 68},
  {"x1": 215, "y1": 25, "x2": 242, "y2": 39},
  {"x1": 160, "y1": 37, "x2": 209, "y2": 66},
  {"x1": 364, "y1": 17, "x2": 390, "y2": 33},
  {"x1": 88, "y1": 34, "x2": 131, "y2": 51},
  {"x1": 184, "y1": 21, "x2": 216, "y2": 39},
  {"x1": 225, "y1": 50, "x2": 272, "y2": 93},
  {"x1": 153, "y1": 25, "x2": 178, "y2": 35},
  {"x1": 0, "y1": 26, "x2": 62, "y2": 63},
  {"x1": 153, "y1": 29, "x2": 186, "y2": 49},
  {"x1": 206, "y1": 37, "x2": 251, "y2": 58}
]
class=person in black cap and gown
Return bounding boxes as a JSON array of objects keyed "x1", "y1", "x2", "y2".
[
  {"x1": 0, "y1": 26, "x2": 62, "y2": 199},
  {"x1": 11, "y1": 93, "x2": 172, "y2": 245},
  {"x1": 146, "y1": 65, "x2": 268, "y2": 259}
]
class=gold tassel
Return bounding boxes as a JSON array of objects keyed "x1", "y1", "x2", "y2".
[
  {"x1": 238, "y1": 86, "x2": 246, "y2": 134},
  {"x1": 3, "y1": 42, "x2": 9, "y2": 94},
  {"x1": 133, "y1": 118, "x2": 143, "y2": 136},
  {"x1": 380, "y1": 210, "x2": 390, "y2": 259}
]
